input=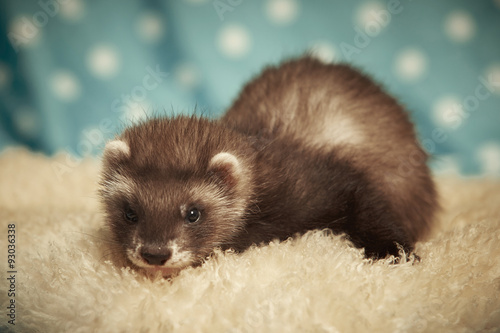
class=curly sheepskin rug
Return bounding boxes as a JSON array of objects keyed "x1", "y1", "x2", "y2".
[{"x1": 1, "y1": 149, "x2": 500, "y2": 333}]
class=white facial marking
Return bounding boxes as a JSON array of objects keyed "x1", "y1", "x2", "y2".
[
  {"x1": 104, "y1": 139, "x2": 130, "y2": 158},
  {"x1": 126, "y1": 231, "x2": 144, "y2": 267},
  {"x1": 167, "y1": 240, "x2": 193, "y2": 267},
  {"x1": 100, "y1": 173, "x2": 134, "y2": 199},
  {"x1": 126, "y1": 237, "x2": 193, "y2": 270},
  {"x1": 179, "y1": 204, "x2": 187, "y2": 218}
]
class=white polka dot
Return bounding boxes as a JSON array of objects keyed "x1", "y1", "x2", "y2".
[
  {"x1": 13, "y1": 108, "x2": 39, "y2": 138},
  {"x1": 394, "y1": 48, "x2": 427, "y2": 81},
  {"x1": 124, "y1": 102, "x2": 152, "y2": 122},
  {"x1": 484, "y1": 64, "x2": 500, "y2": 95},
  {"x1": 444, "y1": 10, "x2": 476, "y2": 43},
  {"x1": 87, "y1": 45, "x2": 120, "y2": 79},
  {"x1": 0, "y1": 63, "x2": 11, "y2": 89},
  {"x1": 8, "y1": 16, "x2": 42, "y2": 50},
  {"x1": 477, "y1": 142, "x2": 500, "y2": 175},
  {"x1": 137, "y1": 13, "x2": 165, "y2": 43},
  {"x1": 431, "y1": 96, "x2": 465, "y2": 128},
  {"x1": 356, "y1": 1, "x2": 386, "y2": 28},
  {"x1": 432, "y1": 155, "x2": 461, "y2": 175},
  {"x1": 266, "y1": 0, "x2": 299, "y2": 25},
  {"x1": 60, "y1": 0, "x2": 85, "y2": 21},
  {"x1": 50, "y1": 70, "x2": 81, "y2": 101},
  {"x1": 175, "y1": 63, "x2": 200, "y2": 89},
  {"x1": 217, "y1": 25, "x2": 251, "y2": 59},
  {"x1": 309, "y1": 41, "x2": 336, "y2": 63}
]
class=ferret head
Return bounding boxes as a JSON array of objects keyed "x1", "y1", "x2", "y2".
[{"x1": 99, "y1": 116, "x2": 254, "y2": 277}]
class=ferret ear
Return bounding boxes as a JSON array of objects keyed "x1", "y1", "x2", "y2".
[
  {"x1": 103, "y1": 139, "x2": 130, "y2": 161},
  {"x1": 208, "y1": 152, "x2": 241, "y2": 188}
]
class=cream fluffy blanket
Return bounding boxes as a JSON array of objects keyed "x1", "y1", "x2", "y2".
[{"x1": 1, "y1": 149, "x2": 499, "y2": 333}]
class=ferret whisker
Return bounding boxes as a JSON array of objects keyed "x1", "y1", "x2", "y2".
[
  {"x1": 68, "y1": 231, "x2": 119, "y2": 245},
  {"x1": 330, "y1": 216, "x2": 347, "y2": 225},
  {"x1": 99, "y1": 250, "x2": 123, "y2": 262}
]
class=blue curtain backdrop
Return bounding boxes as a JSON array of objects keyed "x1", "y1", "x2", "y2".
[{"x1": 0, "y1": 0, "x2": 499, "y2": 175}]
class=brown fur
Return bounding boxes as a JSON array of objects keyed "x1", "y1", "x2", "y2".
[
  {"x1": 100, "y1": 57, "x2": 438, "y2": 275},
  {"x1": 100, "y1": 117, "x2": 257, "y2": 273},
  {"x1": 223, "y1": 56, "x2": 438, "y2": 244}
]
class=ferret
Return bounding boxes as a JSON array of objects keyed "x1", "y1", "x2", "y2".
[{"x1": 99, "y1": 57, "x2": 438, "y2": 277}]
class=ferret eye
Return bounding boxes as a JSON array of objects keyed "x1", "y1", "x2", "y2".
[
  {"x1": 124, "y1": 209, "x2": 138, "y2": 224},
  {"x1": 185, "y1": 208, "x2": 201, "y2": 224}
]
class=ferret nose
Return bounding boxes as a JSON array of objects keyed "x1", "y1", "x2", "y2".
[{"x1": 141, "y1": 248, "x2": 172, "y2": 266}]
